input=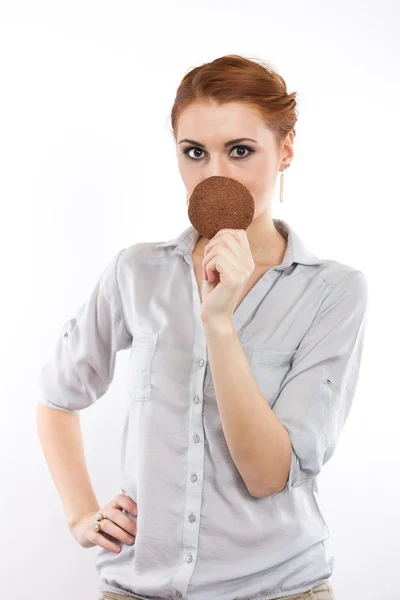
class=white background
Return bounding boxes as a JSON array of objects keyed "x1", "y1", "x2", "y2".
[{"x1": 0, "y1": 1, "x2": 398, "y2": 599}]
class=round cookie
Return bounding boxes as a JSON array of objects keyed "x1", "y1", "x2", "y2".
[{"x1": 187, "y1": 175, "x2": 255, "y2": 240}]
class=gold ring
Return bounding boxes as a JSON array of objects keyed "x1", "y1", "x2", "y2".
[
  {"x1": 91, "y1": 511, "x2": 106, "y2": 533},
  {"x1": 91, "y1": 520, "x2": 102, "y2": 533}
]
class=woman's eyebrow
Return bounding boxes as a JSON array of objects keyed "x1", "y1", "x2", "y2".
[{"x1": 178, "y1": 137, "x2": 258, "y2": 148}]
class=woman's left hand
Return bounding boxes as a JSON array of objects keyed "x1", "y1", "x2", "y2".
[{"x1": 200, "y1": 229, "x2": 255, "y2": 324}]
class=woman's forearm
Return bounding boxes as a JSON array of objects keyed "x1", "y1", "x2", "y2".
[
  {"x1": 36, "y1": 403, "x2": 100, "y2": 528},
  {"x1": 202, "y1": 318, "x2": 291, "y2": 498}
]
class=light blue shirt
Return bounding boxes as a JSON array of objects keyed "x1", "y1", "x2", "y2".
[{"x1": 37, "y1": 218, "x2": 369, "y2": 600}]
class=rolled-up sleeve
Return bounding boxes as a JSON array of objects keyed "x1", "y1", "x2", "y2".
[
  {"x1": 274, "y1": 269, "x2": 369, "y2": 492},
  {"x1": 37, "y1": 248, "x2": 132, "y2": 414}
]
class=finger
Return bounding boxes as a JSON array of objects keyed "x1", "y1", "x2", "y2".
[
  {"x1": 204, "y1": 255, "x2": 218, "y2": 282},
  {"x1": 88, "y1": 529, "x2": 122, "y2": 554},
  {"x1": 204, "y1": 256, "x2": 222, "y2": 283},
  {"x1": 203, "y1": 239, "x2": 244, "y2": 274},
  {"x1": 113, "y1": 494, "x2": 138, "y2": 516},
  {"x1": 217, "y1": 229, "x2": 248, "y2": 249},
  {"x1": 206, "y1": 254, "x2": 247, "y2": 287},
  {"x1": 97, "y1": 518, "x2": 136, "y2": 546},
  {"x1": 204, "y1": 234, "x2": 242, "y2": 259},
  {"x1": 202, "y1": 249, "x2": 217, "y2": 281},
  {"x1": 203, "y1": 248, "x2": 226, "y2": 282},
  {"x1": 108, "y1": 507, "x2": 137, "y2": 537},
  {"x1": 203, "y1": 246, "x2": 242, "y2": 280}
]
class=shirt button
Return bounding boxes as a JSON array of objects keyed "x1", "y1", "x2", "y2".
[
  {"x1": 199, "y1": 359, "x2": 205, "y2": 367},
  {"x1": 193, "y1": 434, "x2": 200, "y2": 443},
  {"x1": 174, "y1": 592, "x2": 182, "y2": 599},
  {"x1": 193, "y1": 396, "x2": 200, "y2": 404},
  {"x1": 190, "y1": 473, "x2": 198, "y2": 482},
  {"x1": 326, "y1": 377, "x2": 332, "y2": 384},
  {"x1": 189, "y1": 513, "x2": 196, "y2": 523},
  {"x1": 186, "y1": 553, "x2": 193, "y2": 563},
  {"x1": 63, "y1": 332, "x2": 68, "y2": 338}
]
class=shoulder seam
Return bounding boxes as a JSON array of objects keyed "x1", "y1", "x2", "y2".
[{"x1": 316, "y1": 266, "x2": 362, "y2": 291}]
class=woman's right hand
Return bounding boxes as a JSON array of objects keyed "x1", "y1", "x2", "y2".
[{"x1": 69, "y1": 494, "x2": 138, "y2": 554}]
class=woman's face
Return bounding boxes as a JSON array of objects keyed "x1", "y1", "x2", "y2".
[{"x1": 175, "y1": 100, "x2": 294, "y2": 219}]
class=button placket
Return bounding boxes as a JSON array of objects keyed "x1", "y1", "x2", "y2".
[{"x1": 171, "y1": 256, "x2": 208, "y2": 599}]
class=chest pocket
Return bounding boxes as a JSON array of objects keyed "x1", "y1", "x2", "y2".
[
  {"x1": 128, "y1": 331, "x2": 158, "y2": 401},
  {"x1": 250, "y1": 349, "x2": 296, "y2": 407}
]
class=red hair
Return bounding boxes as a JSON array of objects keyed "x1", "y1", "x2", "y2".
[{"x1": 170, "y1": 54, "x2": 298, "y2": 150}]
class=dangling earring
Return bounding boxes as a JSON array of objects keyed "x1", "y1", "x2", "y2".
[{"x1": 280, "y1": 163, "x2": 290, "y2": 203}]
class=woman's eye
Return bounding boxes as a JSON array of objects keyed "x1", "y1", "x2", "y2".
[
  {"x1": 183, "y1": 147, "x2": 205, "y2": 160},
  {"x1": 183, "y1": 145, "x2": 254, "y2": 161},
  {"x1": 230, "y1": 146, "x2": 253, "y2": 159}
]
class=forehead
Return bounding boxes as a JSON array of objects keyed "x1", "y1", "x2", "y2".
[{"x1": 177, "y1": 100, "x2": 273, "y2": 142}]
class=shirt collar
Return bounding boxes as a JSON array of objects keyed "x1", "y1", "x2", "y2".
[{"x1": 155, "y1": 218, "x2": 324, "y2": 271}]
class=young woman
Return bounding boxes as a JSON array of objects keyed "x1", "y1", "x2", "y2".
[{"x1": 37, "y1": 54, "x2": 368, "y2": 600}]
